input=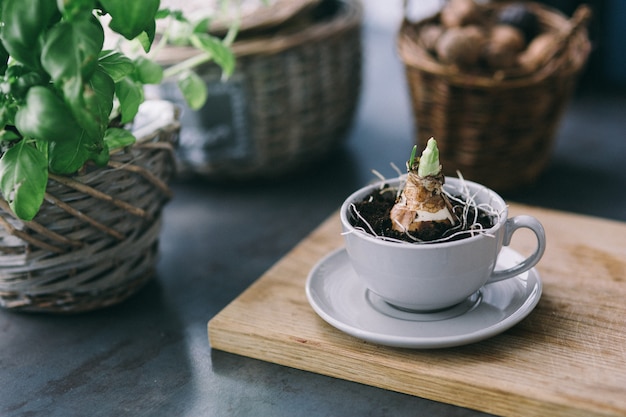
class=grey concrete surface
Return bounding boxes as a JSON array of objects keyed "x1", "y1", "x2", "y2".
[{"x1": 1, "y1": 1, "x2": 624, "y2": 416}]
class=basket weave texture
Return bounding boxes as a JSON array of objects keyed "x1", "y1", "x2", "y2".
[
  {"x1": 156, "y1": 0, "x2": 363, "y2": 179},
  {"x1": 398, "y1": 2, "x2": 591, "y2": 191},
  {"x1": 0, "y1": 101, "x2": 180, "y2": 313}
]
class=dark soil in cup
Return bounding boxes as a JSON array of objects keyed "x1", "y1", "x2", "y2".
[{"x1": 349, "y1": 185, "x2": 496, "y2": 243}]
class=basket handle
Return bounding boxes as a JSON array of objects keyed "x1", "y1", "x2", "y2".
[
  {"x1": 529, "y1": 4, "x2": 592, "y2": 78},
  {"x1": 488, "y1": 3, "x2": 592, "y2": 82}
]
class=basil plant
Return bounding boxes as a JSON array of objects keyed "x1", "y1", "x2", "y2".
[{"x1": 0, "y1": 0, "x2": 235, "y2": 221}]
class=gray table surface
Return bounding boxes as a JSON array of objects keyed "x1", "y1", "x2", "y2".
[{"x1": 2, "y1": 2, "x2": 625, "y2": 416}]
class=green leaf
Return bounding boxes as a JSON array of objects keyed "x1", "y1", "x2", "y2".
[
  {"x1": 0, "y1": 42, "x2": 9, "y2": 75},
  {"x1": 15, "y1": 86, "x2": 82, "y2": 143},
  {"x1": 0, "y1": 104, "x2": 17, "y2": 129},
  {"x1": 408, "y1": 145, "x2": 418, "y2": 170},
  {"x1": 104, "y1": 127, "x2": 135, "y2": 150},
  {"x1": 0, "y1": 0, "x2": 61, "y2": 69},
  {"x1": 56, "y1": 0, "x2": 97, "y2": 19},
  {"x1": 98, "y1": 50, "x2": 135, "y2": 82},
  {"x1": 114, "y1": 77, "x2": 143, "y2": 124},
  {"x1": 14, "y1": 86, "x2": 93, "y2": 174},
  {"x1": 41, "y1": 15, "x2": 104, "y2": 89},
  {"x1": 12, "y1": 70, "x2": 45, "y2": 97},
  {"x1": 177, "y1": 71, "x2": 207, "y2": 110},
  {"x1": 155, "y1": 9, "x2": 178, "y2": 20},
  {"x1": 133, "y1": 56, "x2": 163, "y2": 85},
  {"x1": 142, "y1": 20, "x2": 157, "y2": 52},
  {"x1": 86, "y1": 68, "x2": 115, "y2": 131},
  {"x1": 0, "y1": 138, "x2": 48, "y2": 221},
  {"x1": 67, "y1": 67, "x2": 115, "y2": 140},
  {"x1": 135, "y1": 31, "x2": 153, "y2": 54},
  {"x1": 91, "y1": 141, "x2": 110, "y2": 167},
  {"x1": 166, "y1": 18, "x2": 195, "y2": 46},
  {"x1": 47, "y1": 127, "x2": 96, "y2": 174},
  {"x1": 0, "y1": 130, "x2": 21, "y2": 142},
  {"x1": 100, "y1": 0, "x2": 159, "y2": 44},
  {"x1": 190, "y1": 33, "x2": 236, "y2": 77},
  {"x1": 192, "y1": 18, "x2": 211, "y2": 34},
  {"x1": 34, "y1": 136, "x2": 49, "y2": 161},
  {"x1": 417, "y1": 138, "x2": 441, "y2": 178}
]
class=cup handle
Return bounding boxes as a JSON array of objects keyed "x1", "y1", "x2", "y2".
[{"x1": 487, "y1": 215, "x2": 546, "y2": 283}]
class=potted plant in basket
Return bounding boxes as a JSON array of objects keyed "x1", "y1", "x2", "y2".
[{"x1": 0, "y1": 0, "x2": 235, "y2": 313}]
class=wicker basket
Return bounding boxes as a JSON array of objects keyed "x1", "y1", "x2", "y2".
[
  {"x1": 0, "y1": 101, "x2": 180, "y2": 313},
  {"x1": 152, "y1": 0, "x2": 363, "y2": 179},
  {"x1": 398, "y1": 2, "x2": 591, "y2": 191}
]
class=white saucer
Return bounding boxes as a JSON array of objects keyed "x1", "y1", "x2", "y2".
[{"x1": 305, "y1": 247, "x2": 542, "y2": 349}]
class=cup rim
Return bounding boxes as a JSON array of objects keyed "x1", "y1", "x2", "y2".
[{"x1": 340, "y1": 176, "x2": 507, "y2": 248}]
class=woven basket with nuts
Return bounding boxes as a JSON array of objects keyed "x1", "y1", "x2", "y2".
[
  {"x1": 398, "y1": 0, "x2": 592, "y2": 191},
  {"x1": 415, "y1": 0, "x2": 591, "y2": 78}
]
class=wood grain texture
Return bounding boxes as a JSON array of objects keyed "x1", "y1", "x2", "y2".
[{"x1": 208, "y1": 203, "x2": 626, "y2": 417}]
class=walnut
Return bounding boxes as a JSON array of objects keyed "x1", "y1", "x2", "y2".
[
  {"x1": 436, "y1": 26, "x2": 486, "y2": 68},
  {"x1": 484, "y1": 24, "x2": 527, "y2": 69},
  {"x1": 419, "y1": 24, "x2": 444, "y2": 52},
  {"x1": 518, "y1": 33, "x2": 558, "y2": 72}
]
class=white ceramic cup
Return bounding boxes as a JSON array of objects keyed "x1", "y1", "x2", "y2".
[{"x1": 340, "y1": 176, "x2": 546, "y2": 312}]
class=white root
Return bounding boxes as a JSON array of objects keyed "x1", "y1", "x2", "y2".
[
  {"x1": 371, "y1": 169, "x2": 386, "y2": 184},
  {"x1": 390, "y1": 162, "x2": 403, "y2": 177},
  {"x1": 347, "y1": 203, "x2": 378, "y2": 236}
]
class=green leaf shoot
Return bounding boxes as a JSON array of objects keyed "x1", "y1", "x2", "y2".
[
  {"x1": 114, "y1": 77, "x2": 144, "y2": 124},
  {"x1": 100, "y1": 0, "x2": 159, "y2": 47},
  {"x1": 133, "y1": 56, "x2": 164, "y2": 85},
  {"x1": 104, "y1": 127, "x2": 136, "y2": 150},
  {"x1": 190, "y1": 33, "x2": 236, "y2": 78},
  {"x1": 177, "y1": 71, "x2": 207, "y2": 110},
  {"x1": 417, "y1": 137, "x2": 441, "y2": 177}
]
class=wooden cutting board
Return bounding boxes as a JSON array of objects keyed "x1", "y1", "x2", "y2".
[{"x1": 208, "y1": 203, "x2": 626, "y2": 417}]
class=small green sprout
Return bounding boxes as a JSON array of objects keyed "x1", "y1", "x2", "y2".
[
  {"x1": 408, "y1": 144, "x2": 418, "y2": 171},
  {"x1": 417, "y1": 137, "x2": 441, "y2": 178}
]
